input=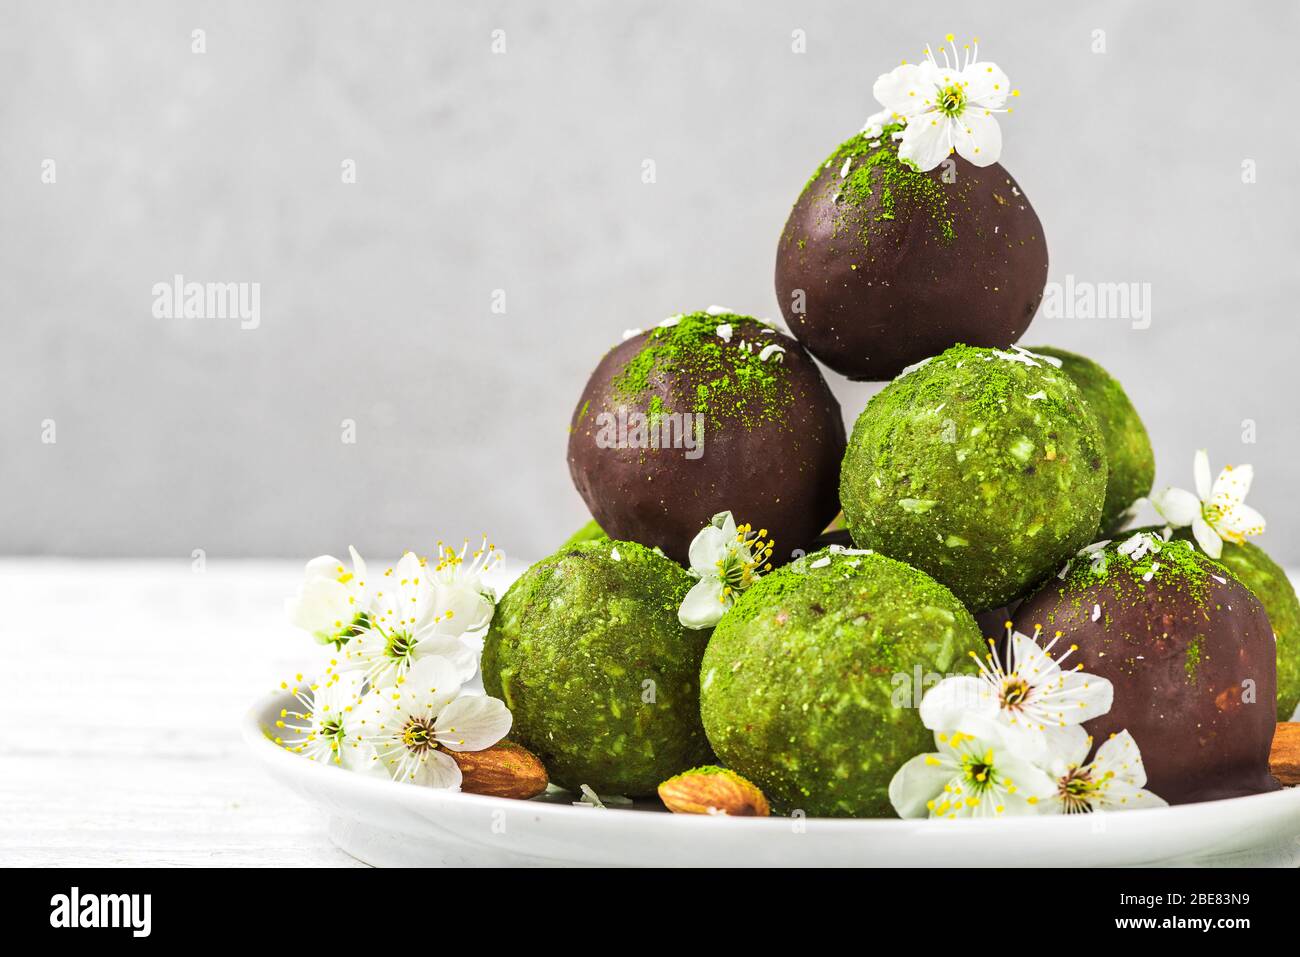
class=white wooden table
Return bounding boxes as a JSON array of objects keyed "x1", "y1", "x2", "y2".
[{"x1": 0, "y1": 560, "x2": 365, "y2": 867}]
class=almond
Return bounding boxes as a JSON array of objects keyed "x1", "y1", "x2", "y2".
[
  {"x1": 658, "y1": 766, "x2": 770, "y2": 816},
  {"x1": 448, "y1": 741, "x2": 549, "y2": 800},
  {"x1": 1270, "y1": 721, "x2": 1300, "y2": 786}
]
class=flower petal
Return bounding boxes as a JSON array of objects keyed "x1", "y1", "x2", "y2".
[
  {"x1": 1215, "y1": 502, "x2": 1266, "y2": 542},
  {"x1": 1193, "y1": 449, "x2": 1212, "y2": 501},
  {"x1": 1090, "y1": 729, "x2": 1147, "y2": 787},
  {"x1": 411, "y1": 635, "x2": 479, "y2": 684},
  {"x1": 397, "y1": 654, "x2": 465, "y2": 713},
  {"x1": 1030, "y1": 669, "x2": 1114, "y2": 728},
  {"x1": 872, "y1": 62, "x2": 927, "y2": 118},
  {"x1": 1008, "y1": 630, "x2": 1059, "y2": 685},
  {"x1": 1191, "y1": 514, "x2": 1223, "y2": 559},
  {"x1": 1097, "y1": 780, "x2": 1168, "y2": 811},
  {"x1": 409, "y1": 747, "x2": 463, "y2": 789},
  {"x1": 678, "y1": 577, "x2": 727, "y2": 629},
  {"x1": 1150, "y1": 486, "x2": 1200, "y2": 527},
  {"x1": 888, "y1": 752, "x2": 958, "y2": 818},
  {"x1": 285, "y1": 577, "x2": 352, "y2": 638},
  {"x1": 347, "y1": 546, "x2": 368, "y2": 590},
  {"x1": 961, "y1": 60, "x2": 1011, "y2": 109},
  {"x1": 1046, "y1": 723, "x2": 1093, "y2": 771},
  {"x1": 433, "y1": 581, "x2": 495, "y2": 634},
  {"x1": 1210, "y1": 463, "x2": 1254, "y2": 512},
  {"x1": 897, "y1": 114, "x2": 954, "y2": 172},
  {"x1": 687, "y1": 523, "x2": 729, "y2": 576},
  {"x1": 434, "y1": 694, "x2": 513, "y2": 752},
  {"x1": 304, "y1": 554, "x2": 344, "y2": 581},
  {"x1": 861, "y1": 109, "x2": 892, "y2": 137},
  {"x1": 952, "y1": 108, "x2": 1002, "y2": 166},
  {"x1": 995, "y1": 754, "x2": 1058, "y2": 807},
  {"x1": 919, "y1": 675, "x2": 995, "y2": 730}
]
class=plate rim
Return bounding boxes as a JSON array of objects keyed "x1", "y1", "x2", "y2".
[{"x1": 242, "y1": 689, "x2": 1300, "y2": 836}]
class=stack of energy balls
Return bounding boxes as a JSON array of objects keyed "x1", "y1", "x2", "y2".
[{"x1": 483, "y1": 119, "x2": 1298, "y2": 818}]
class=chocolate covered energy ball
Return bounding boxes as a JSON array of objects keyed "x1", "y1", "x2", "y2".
[
  {"x1": 481, "y1": 538, "x2": 713, "y2": 796},
  {"x1": 1168, "y1": 531, "x2": 1300, "y2": 720},
  {"x1": 840, "y1": 343, "x2": 1107, "y2": 610},
  {"x1": 775, "y1": 125, "x2": 1048, "y2": 380},
  {"x1": 567, "y1": 310, "x2": 845, "y2": 565},
  {"x1": 1013, "y1": 533, "x2": 1280, "y2": 805},
  {"x1": 700, "y1": 546, "x2": 984, "y2": 817},
  {"x1": 1031, "y1": 346, "x2": 1154, "y2": 534}
]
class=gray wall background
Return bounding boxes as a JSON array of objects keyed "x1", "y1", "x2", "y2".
[{"x1": 4, "y1": 0, "x2": 1298, "y2": 563}]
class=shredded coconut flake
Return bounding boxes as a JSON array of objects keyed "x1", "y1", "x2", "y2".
[
  {"x1": 659, "y1": 315, "x2": 682, "y2": 328},
  {"x1": 1092, "y1": 603, "x2": 1101, "y2": 622},
  {"x1": 758, "y1": 343, "x2": 786, "y2": 363},
  {"x1": 993, "y1": 348, "x2": 1038, "y2": 367},
  {"x1": 1025, "y1": 390, "x2": 1047, "y2": 401},
  {"x1": 1012, "y1": 344, "x2": 1063, "y2": 368},
  {"x1": 895, "y1": 356, "x2": 933, "y2": 380},
  {"x1": 828, "y1": 544, "x2": 873, "y2": 556},
  {"x1": 622, "y1": 328, "x2": 643, "y2": 340},
  {"x1": 705, "y1": 305, "x2": 735, "y2": 315},
  {"x1": 715, "y1": 323, "x2": 733, "y2": 343},
  {"x1": 809, "y1": 556, "x2": 832, "y2": 568},
  {"x1": 610, "y1": 546, "x2": 621, "y2": 561},
  {"x1": 839, "y1": 157, "x2": 852, "y2": 179}
]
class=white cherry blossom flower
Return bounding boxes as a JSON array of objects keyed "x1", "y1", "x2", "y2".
[
  {"x1": 273, "y1": 670, "x2": 369, "y2": 769},
  {"x1": 1039, "y1": 728, "x2": 1167, "y2": 814},
  {"x1": 284, "y1": 546, "x2": 372, "y2": 648},
  {"x1": 348, "y1": 656, "x2": 512, "y2": 788},
  {"x1": 1150, "y1": 449, "x2": 1265, "y2": 559},
  {"x1": 889, "y1": 715, "x2": 1056, "y2": 819},
  {"x1": 864, "y1": 34, "x2": 1017, "y2": 171},
  {"x1": 678, "y1": 511, "x2": 775, "y2": 629},
  {"x1": 340, "y1": 551, "x2": 478, "y2": 688},
  {"x1": 919, "y1": 623, "x2": 1113, "y2": 759},
  {"x1": 429, "y1": 537, "x2": 503, "y2": 635}
]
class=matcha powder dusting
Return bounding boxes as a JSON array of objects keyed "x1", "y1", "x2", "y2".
[{"x1": 610, "y1": 310, "x2": 792, "y2": 429}]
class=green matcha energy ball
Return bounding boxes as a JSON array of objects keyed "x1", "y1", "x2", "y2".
[
  {"x1": 699, "y1": 547, "x2": 984, "y2": 817},
  {"x1": 840, "y1": 344, "x2": 1108, "y2": 611},
  {"x1": 481, "y1": 538, "x2": 713, "y2": 796},
  {"x1": 1030, "y1": 346, "x2": 1154, "y2": 534},
  {"x1": 1167, "y1": 532, "x2": 1300, "y2": 719}
]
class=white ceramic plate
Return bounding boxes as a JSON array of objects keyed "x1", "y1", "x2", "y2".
[{"x1": 243, "y1": 691, "x2": 1300, "y2": 867}]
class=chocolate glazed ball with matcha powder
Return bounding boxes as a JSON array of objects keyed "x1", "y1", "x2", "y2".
[
  {"x1": 700, "y1": 546, "x2": 985, "y2": 817},
  {"x1": 840, "y1": 344, "x2": 1108, "y2": 611},
  {"x1": 567, "y1": 310, "x2": 845, "y2": 565},
  {"x1": 481, "y1": 537, "x2": 713, "y2": 796},
  {"x1": 1013, "y1": 534, "x2": 1279, "y2": 805},
  {"x1": 775, "y1": 124, "x2": 1048, "y2": 381},
  {"x1": 1030, "y1": 346, "x2": 1154, "y2": 534},
  {"x1": 1167, "y1": 530, "x2": 1300, "y2": 719}
]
